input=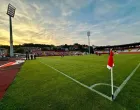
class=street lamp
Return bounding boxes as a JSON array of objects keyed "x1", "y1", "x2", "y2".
[
  {"x1": 87, "y1": 31, "x2": 90, "y2": 54},
  {"x1": 7, "y1": 3, "x2": 16, "y2": 57}
]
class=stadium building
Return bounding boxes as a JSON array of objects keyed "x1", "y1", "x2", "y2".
[
  {"x1": 0, "y1": 48, "x2": 8, "y2": 57},
  {"x1": 94, "y1": 42, "x2": 140, "y2": 54}
]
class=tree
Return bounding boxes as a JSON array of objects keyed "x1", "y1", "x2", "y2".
[{"x1": 15, "y1": 48, "x2": 24, "y2": 53}]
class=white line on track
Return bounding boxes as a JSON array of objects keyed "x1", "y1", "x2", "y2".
[
  {"x1": 90, "y1": 83, "x2": 118, "y2": 89},
  {"x1": 39, "y1": 60, "x2": 112, "y2": 101},
  {"x1": 114, "y1": 63, "x2": 140, "y2": 99},
  {"x1": 0, "y1": 62, "x2": 10, "y2": 67}
]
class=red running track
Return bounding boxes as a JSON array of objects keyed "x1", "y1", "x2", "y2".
[{"x1": 0, "y1": 58, "x2": 24, "y2": 100}]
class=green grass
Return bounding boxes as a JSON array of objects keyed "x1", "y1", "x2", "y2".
[{"x1": 0, "y1": 54, "x2": 140, "y2": 110}]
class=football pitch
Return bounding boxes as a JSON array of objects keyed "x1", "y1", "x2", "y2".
[{"x1": 0, "y1": 54, "x2": 140, "y2": 110}]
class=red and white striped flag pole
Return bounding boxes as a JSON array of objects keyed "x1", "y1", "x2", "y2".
[{"x1": 107, "y1": 49, "x2": 114, "y2": 100}]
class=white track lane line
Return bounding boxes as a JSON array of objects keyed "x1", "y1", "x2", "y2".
[{"x1": 39, "y1": 60, "x2": 112, "y2": 101}]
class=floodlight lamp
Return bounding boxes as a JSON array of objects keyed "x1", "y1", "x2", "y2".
[
  {"x1": 7, "y1": 4, "x2": 16, "y2": 17},
  {"x1": 87, "y1": 31, "x2": 90, "y2": 36}
]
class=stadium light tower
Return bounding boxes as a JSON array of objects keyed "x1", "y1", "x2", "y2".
[
  {"x1": 7, "y1": 4, "x2": 16, "y2": 57},
  {"x1": 87, "y1": 31, "x2": 90, "y2": 54}
]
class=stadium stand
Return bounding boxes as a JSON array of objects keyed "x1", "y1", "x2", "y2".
[
  {"x1": 94, "y1": 42, "x2": 140, "y2": 54},
  {"x1": 40, "y1": 51, "x2": 83, "y2": 56},
  {"x1": 0, "y1": 48, "x2": 8, "y2": 57},
  {"x1": 25, "y1": 49, "x2": 84, "y2": 57}
]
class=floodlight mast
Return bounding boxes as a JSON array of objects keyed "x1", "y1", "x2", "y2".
[
  {"x1": 7, "y1": 4, "x2": 16, "y2": 57},
  {"x1": 87, "y1": 31, "x2": 90, "y2": 54}
]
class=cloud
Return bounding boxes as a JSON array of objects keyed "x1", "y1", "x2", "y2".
[
  {"x1": 62, "y1": 10, "x2": 73, "y2": 16},
  {"x1": 0, "y1": 0, "x2": 55, "y2": 45},
  {"x1": 0, "y1": 0, "x2": 140, "y2": 46},
  {"x1": 50, "y1": 0, "x2": 92, "y2": 16}
]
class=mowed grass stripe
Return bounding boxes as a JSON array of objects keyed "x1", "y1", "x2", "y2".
[
  {"x1": 114, "y1": 66, "x2": 140, "y2": 110},
  {"x1": 39, "y1": 54, "x2": 140, "y2": 87},
  {"x1": 0, "y1": 60, "x2": 112, "y2": 110},
  {"x1": 39, "y1": 60, "x2": 112, "y2": 101},
  {"x1": 39, "y1": 54, "x2": 140, "y2": 100},
  {"x1": 0, "y1": 54, "x2": 139, "y2": 110},
  {"x1": 38, "y1": 55, "x2": 112, "y2": 86}
]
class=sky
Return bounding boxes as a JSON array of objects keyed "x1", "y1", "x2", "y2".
[{"x1": 0, "y1": 0, "x2": 140, "y2": 46}]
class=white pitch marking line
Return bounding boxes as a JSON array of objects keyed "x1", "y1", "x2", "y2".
[
  {"x1": 114, "y1": 63, "x2": 140, "y2": 99},
  {"x1": 39, "y1": 60, "x2": 112, "y2": 101},
  {"x1": 90, "y1": 83, "x2": 118, "y2": 89}
]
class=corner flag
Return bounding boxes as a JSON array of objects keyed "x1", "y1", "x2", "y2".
[
  {"x1": 107, "y1": 50, "x2": 114, "y2": 69},
  {"x1": 107, "y1": 50, "x2": 114, "y2": 100}
]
